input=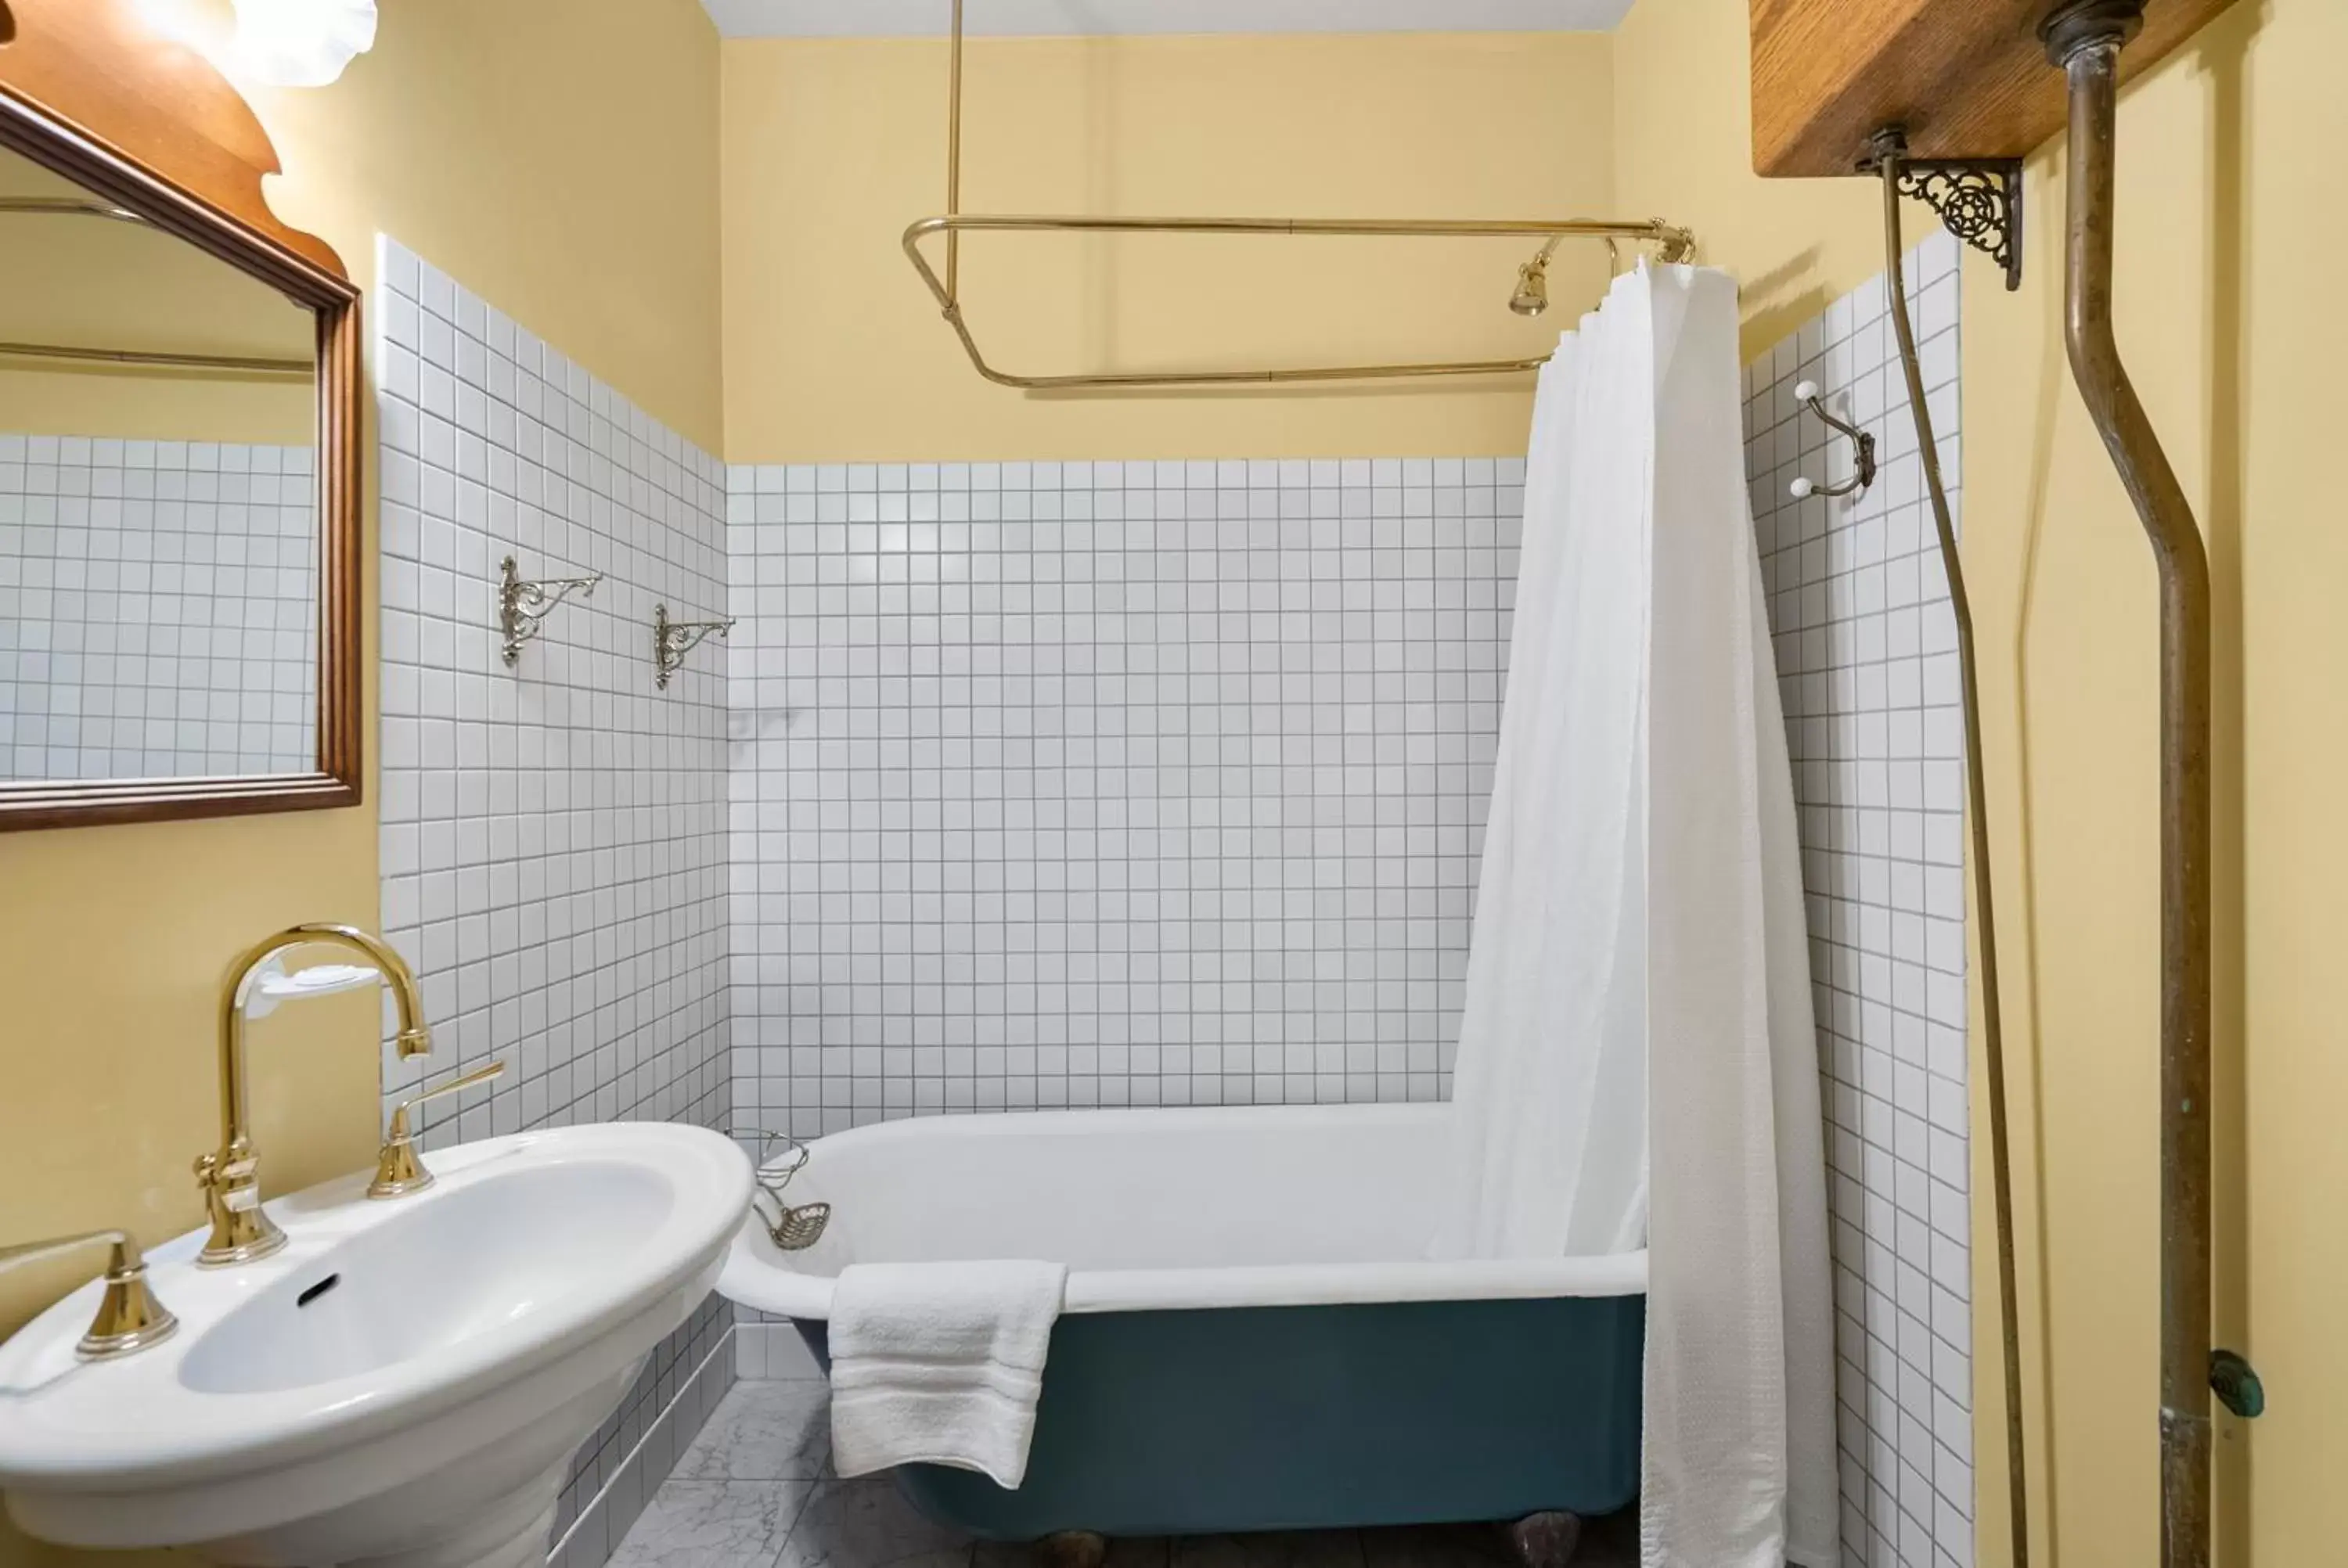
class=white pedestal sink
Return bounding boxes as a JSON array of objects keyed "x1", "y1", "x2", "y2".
[{"x1": 0, "y1": 1123, "x2": 752, "y2": 1568}]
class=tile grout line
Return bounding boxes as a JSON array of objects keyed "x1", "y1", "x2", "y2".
[{"x1": 755, "y1": 1472, "x2": 831, "y2": 1568}]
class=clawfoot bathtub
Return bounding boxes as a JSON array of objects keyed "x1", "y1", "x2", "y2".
[{"x1": 717, "y1": 1104, "x2": 1644, "y2": 1563}]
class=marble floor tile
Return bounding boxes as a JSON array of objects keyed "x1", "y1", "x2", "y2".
[
  {"x1": 675, "y1": 1382, "x2": 832, "y2": 1482},
  {"x1": 605, "y1": 1480, "x2": 815, "y2": 1568},
  {"x1": 614, "y1": 1433, "x2": 1643, "y2": 1568},
  {"x1": 775, "y1": 1476, "x2": 976, "y2": 1568},
  {"x1": 1167, "y1": 1531, "x2": 1366, "y2": 1567}
]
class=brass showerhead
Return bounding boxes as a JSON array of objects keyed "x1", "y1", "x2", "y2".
[
  {"x1": 1510, "y1": 257, "x2": 1550, "y2": 317},
  {"x1": 1509, "y1": 239, "x2": 1558, "y2": 317}
]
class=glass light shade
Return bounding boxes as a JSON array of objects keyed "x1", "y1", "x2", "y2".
[{"x1": 227, "y1": 0, "x2": 377, "y2": 88}]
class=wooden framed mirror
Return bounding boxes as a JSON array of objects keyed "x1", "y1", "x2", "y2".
[{"x1": 0, "y1": 0, "x2": 360, "y2": 830}]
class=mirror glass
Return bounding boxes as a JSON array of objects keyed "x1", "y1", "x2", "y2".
[{"x1": 0, "y1": 139, "x2": 321, "y2": 783}]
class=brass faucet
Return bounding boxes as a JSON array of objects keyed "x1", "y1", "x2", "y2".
[{"x1": 198, "y1": 924, "x2": 433, "y2": 1268}]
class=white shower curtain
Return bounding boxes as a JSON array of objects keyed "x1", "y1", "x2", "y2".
[{"x1": 1436, "y1": 265, "x2": 1837, "y2": 1568}]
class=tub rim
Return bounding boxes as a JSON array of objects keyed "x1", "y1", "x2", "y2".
[
  {"x1": 722, "y1": 1225, "x2": 1648, "y2": 1320},
  {"x1": 717, "y1": 1102, "x2": 1648, "y2": 1319}
]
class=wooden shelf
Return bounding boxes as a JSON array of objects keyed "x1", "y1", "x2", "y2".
[{"x1": 1751, "y1": 0, "x2": 2243, "y2": 177}]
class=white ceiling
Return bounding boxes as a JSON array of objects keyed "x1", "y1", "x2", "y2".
[{"x1": 700, "y1": 1, "x2": 1636, "y2": 39}]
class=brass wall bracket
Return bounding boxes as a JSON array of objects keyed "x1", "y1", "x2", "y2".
[
  {"x1": 499, "y1": 556, "x2": 602, "y2": 667},
  {"x1": 654, "y1": 604, "x2": 733, "y2": 691},
  {"x1": 1861, "y1": 131, "x2": 2025, "y2": 291}
]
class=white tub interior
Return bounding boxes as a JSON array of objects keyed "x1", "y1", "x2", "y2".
[{"x1": 719, "y1": 1103, "x2": 1646, "y2": 1318}]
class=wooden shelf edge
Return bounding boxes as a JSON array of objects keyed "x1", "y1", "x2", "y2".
[{"x1": 1751, "y1": 0, "x2": 2246, "y2": 178}]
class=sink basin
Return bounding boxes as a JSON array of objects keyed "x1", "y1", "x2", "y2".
[{"x1": 0, "y1": 1123, "x2": 752, "y2": 1568}]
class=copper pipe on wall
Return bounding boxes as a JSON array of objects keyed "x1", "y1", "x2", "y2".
[
  {"x1": 1867, "y1": 129, "x2": 2032, "y2": 1568},
  {"x1": 945, "y1": 0, "x2": 963, "y2": 304},
  {"x1": 2040, "y1": 3, "x2": 2217, "y2": 1564}
]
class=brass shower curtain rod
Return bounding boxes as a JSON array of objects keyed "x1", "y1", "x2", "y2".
[
  {"x1": 0, "y1": 197, "x2": 312, "y2": 376},
  {"x1": 903, "y1": 0, "x2": 1696, "y2": 390}
]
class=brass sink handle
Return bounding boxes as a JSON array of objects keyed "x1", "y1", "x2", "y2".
[
  {"x1": 0, "y1": 1231, "x2": 178, "y2": 1361},
  {"x1": 200, "y1": 924, "x2": 436, "y2": 1268},
  {"x1": 369, "y1": 1061, "x2": 506, "y2": 1199}
]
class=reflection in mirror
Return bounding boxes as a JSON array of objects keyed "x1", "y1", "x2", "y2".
[{"x1": 0, "y1": 140, "x2": 320, "y2": 784}]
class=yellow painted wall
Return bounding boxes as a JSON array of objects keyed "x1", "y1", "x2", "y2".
[
  {"x1": 0, "y1": 362, "x2": 313, "y2": 447},
  {"x1": 251, "y1": 2, "x2": 725, "y2": 455},
  {"x1": 1615, "y1": 0, "x2": 2337, "y2": 1560},
  {"x1": 720, "y1": 32, "x2": 1617, "y2": 461},
  {"x1": 1609, "y1": 0, "x2": 1880, "y2": 363},
  {"x1": 0, "y1": 5, "x2": 720, "y2": 1568},
  {"x1": 0, "y1": 148, "x2": 314, "y2": 443},
  {"x1": 9, "y1": 4, "x2": 2333, "y2": 1565}
]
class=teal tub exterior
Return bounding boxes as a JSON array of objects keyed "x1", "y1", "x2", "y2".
[{"x1": 794, "y1": 1291, "x2": 1645, "y2": 1541}]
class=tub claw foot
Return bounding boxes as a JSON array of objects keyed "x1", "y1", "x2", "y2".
[
  {"x1": 1033, "y1": 1530, "x2": 1108, "y2": 1568},
  {"x1": 1505, "y1": 1511, "x2": 1584, "y2": 1568}
]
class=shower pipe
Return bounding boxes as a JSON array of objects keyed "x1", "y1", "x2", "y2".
[
  {"x1": 2042, "y1": 2, "x2": 2217, "y2": 1562},
  {"x1": 0, "y1": 196, "x2": 312, "y2": 375},
  {"x1": 1867, "y1": 125, "x2": 2033, "y2": 1568},
  {"x1": 901, "y1": 0, "x2": 1696, "y2": 390}
]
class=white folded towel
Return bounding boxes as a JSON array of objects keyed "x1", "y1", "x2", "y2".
[{"x1": 826, "y1": 1259, "x2": 1068, "y2": 1489}]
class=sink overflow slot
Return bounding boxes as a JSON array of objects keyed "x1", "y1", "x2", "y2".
[{"x1": 297, "y1": 1273, "x2": 341, "y2": 1308}]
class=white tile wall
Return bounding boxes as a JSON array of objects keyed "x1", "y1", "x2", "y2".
[
  {"x1": 0, "y1": 433, "x2": 316, "y2": 779},
  {"x1": 1745, "y1": 228, "x2": 1973, "y2": 1568},
  {"x1": 373, "y1": 224, "x2": 1968, "y2": 1568},
  {"x1": 373, "y1": 235, "x2": 733, "y2": 1567},
  {"x1": 722, "y1": 457, "x2": 1520, "y2": 1136}
]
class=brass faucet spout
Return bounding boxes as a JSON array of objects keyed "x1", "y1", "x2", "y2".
[{"x1": 199, "y1": 924, "x2": 434, "y2": 1268}]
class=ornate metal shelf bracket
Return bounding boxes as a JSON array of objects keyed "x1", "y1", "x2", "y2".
[
  {"x1": 499, "y1": 556, "x2": 602, "y2": 667},
  {"x1": 654, "y1": 604, "x2": 735, "y2": 690},
  {"x1": 1863, "y1": 130, "x2": 2025, "y2": 291}
]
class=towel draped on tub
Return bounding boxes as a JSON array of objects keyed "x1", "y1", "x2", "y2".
[{"x1": 826, "y1": 1259, "x2": 1069, "y2": 1489}]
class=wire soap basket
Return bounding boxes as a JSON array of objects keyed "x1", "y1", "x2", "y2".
[{"x1": 738, "y1": 1130, "x2": 831, "y2": 1253}]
